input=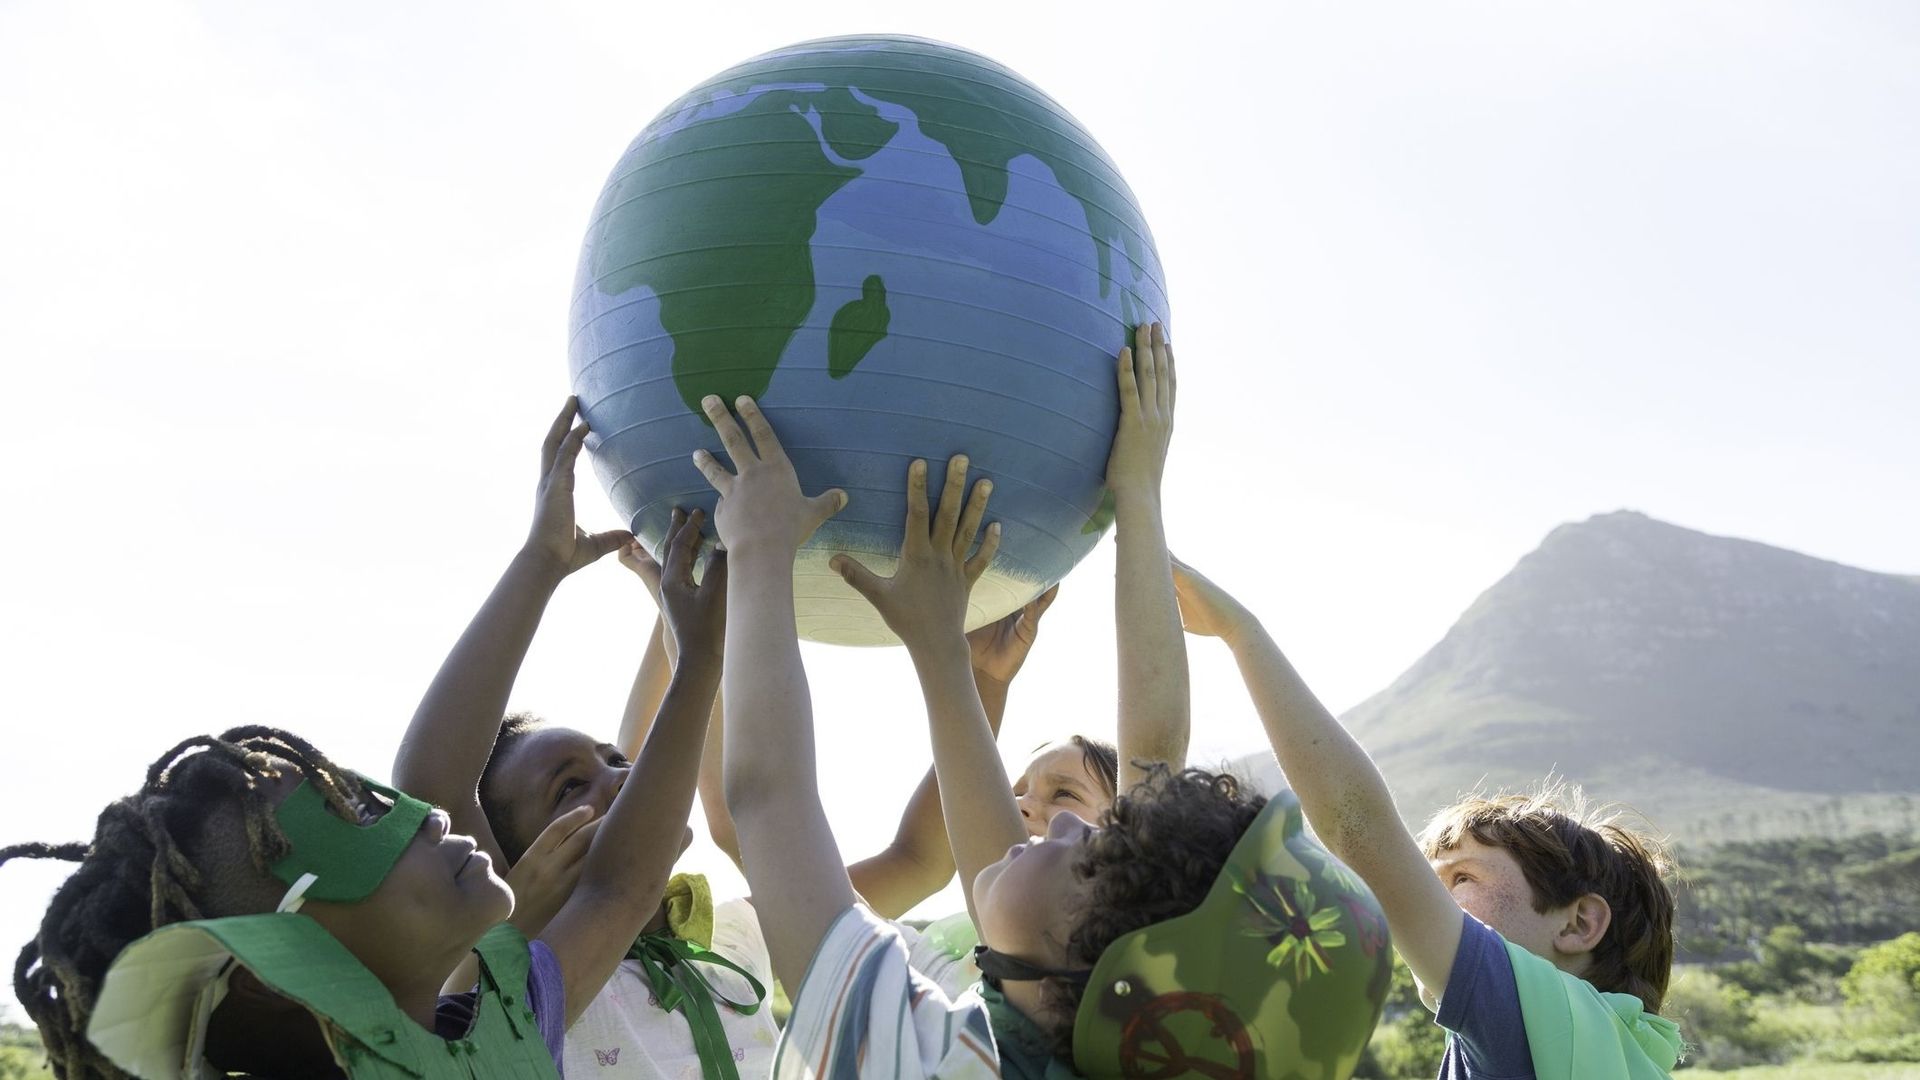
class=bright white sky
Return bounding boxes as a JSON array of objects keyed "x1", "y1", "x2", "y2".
[{"x1": 1, "y1": 1, "x2": 1915, "y2": 1021}]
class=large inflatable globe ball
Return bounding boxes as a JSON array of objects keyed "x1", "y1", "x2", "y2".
[{"x1": 570, "y1": 35, "x2": 1169, "y2": 644}]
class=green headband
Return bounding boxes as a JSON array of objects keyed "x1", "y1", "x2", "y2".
[
  {"x1": 269, "y1": 777, "x2": 432, "y2": 904},
  {"x1": 1070, "y1": 791, "x2": 1394, "y2": 1080}
]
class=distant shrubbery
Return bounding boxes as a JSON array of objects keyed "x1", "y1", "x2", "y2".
[
  {"x1": 1840, "y1": 932, "x2": 1920, "y2": 1008},
  {"x1": 1674, "y1": 833, "x2": 1919, "y2": 961},
  {"x1": 1354, "y1": 961, "x2": 1448, "y2": 1079},
  {"x1": 0, "y1": 1025, "x2": 50, "y2": 1080},
  {"x1": 1661, "y1": 837, "x2": 1920, "y2": 1069}
]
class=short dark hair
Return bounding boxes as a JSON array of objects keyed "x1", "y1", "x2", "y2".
[
  {"x1": 477, "y1": 712, "x2": 545, "y2": 865},
  {"x1": 1420, "y1": 784, "x2": 1675, "y2": 1011},
  {"x1": 1039, "y1": 765, "x2": 1266, "y2": 1053}
]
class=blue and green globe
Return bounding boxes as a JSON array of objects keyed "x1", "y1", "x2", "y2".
[{"x1": 569, "y1": 35, "x2": 1169, "y2": 644}]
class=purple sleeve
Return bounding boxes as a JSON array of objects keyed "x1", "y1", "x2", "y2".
[
  {"x1": 1433, "y1": 914, "x2": 1535, "y2": 1079},
  {"x1": 525, "y1": 939, "x2": 568, "y2": 1075}
]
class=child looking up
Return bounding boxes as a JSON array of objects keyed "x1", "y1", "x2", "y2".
[
  {"x1": 394, "y1": 399, "x2": 794, "y2": 1080},
  {"x1": 3, "y1": 403, "x2": 727, "y2": 1080},
  {"x1": 613, "y1": 551, "x2": 1061, "y2": 920},
  {"x1": 1167, "y1": 557, "x2": 1683, "y2": 1079},
  {"x1": 619, "y1": 558, "x2": 1083, "y2": 1005},
  {"x1": 1011, "y1": 731, "x2": 1115, "y2": 839},
  {"x1": 396, "y1": 397, "x2": 974, "y2": 1078},
  {"x1": 1, "y1": 719, "x2": 690, "y2": 1078}
]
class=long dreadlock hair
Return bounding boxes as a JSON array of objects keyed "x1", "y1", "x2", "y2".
[{"x1": 0, "y1": 726, "x2": 366, "y2": 1080}]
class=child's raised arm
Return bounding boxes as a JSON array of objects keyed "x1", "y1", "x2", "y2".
[
  {"x1": 1170, "y1": 557, "x2": 1465, "y2": 1000},
  {"x1": 834, "y1": 590, "x2": 1057, "y2": 917},
  {"x1": 606, "y1": 543, "x2": 746, "y2": 876},
  {"x1": 1108, "y1": 324, "x2": 1190, "y2": 790},
  {"x1": 539, "y1": 507, "x2": 729, "y2": 1024},
  {"x1": 833, "y1": 455, "x2": 1015, "y2": 931},
  {"x1": 693, "y1": 394, "x2": 857, "y2": 989},
  {"x1": 611, "y1": 540, "x2": 676, "y2": 764},
  {"x1": 651, "y1": 591, "x2": 1052, "y2": 920},
  {"x1": 395, "y1": 397, "x2": 631, "y2": 866}
]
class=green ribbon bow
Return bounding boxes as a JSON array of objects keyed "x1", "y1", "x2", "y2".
[{"x1": 627, "y1": 931, "x2": 766, "y2": 1080}]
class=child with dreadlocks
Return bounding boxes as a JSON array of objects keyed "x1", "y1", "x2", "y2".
[
  {"x1": 694, "y1": 324, "x2": 1393, "y2": 1078},
  {"x1": 392, "y1": 399, "x2": 989, "y2": 1079},
  {"x1": 0, "y1": 402, "x2": 729, "y2": 1080},
  {"x1": 1165, "y1": 557, "x2": 1684, "y2": 1079},
  {"x1": 4, "y1": 727, "x2": 571, "y2": 1079}
]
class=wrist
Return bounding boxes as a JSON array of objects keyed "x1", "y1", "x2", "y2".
[
  {"x1": 509, "y1": 545, "x2": 571, "y2": 589},
  {"x1": 1110, "y1": 486, "x2": 1164, "y2": 517},
  {"x1": 719, "y1": 539, "x2": 801, "y2": 570},
  {"x1": 663, "y1": 656, "x2": 723, "y2": 700},
  {"x1": 971, "y1": 667, "x2": 1013, "y2": 693},
  {"x1": 905, "y1": 632, "x2": 972, "y2": 674},
  {"x1": 671, "y1": 637, "x2": 725, "y2": 669}
]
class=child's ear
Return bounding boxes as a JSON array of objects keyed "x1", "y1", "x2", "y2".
[{"x1": 1553, "y1": 893, "x2": 1612, "y2": 957}]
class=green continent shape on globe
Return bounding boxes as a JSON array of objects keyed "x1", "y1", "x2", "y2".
[
  {"x1": 589, "y1": 85, "x2": 898, "y2": 415},
  {"x1": 828, "y1": 274, "x2": 890, "y2": 379},
  {"x1": 584, "y1": 38, "x2": 1156, "y2": 417}
]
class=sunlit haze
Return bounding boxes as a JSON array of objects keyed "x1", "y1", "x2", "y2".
[{"x1": 2, "y1": 1, "x2": 1915, "y2": 1019}]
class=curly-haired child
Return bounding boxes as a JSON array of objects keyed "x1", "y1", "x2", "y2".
[{"x1": 693, "y1": 324, "x2": 1391, "y2": 1078}]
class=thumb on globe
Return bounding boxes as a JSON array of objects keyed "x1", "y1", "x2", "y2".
[
  {"x1": 830, "y1": 553, "x2": 886, "y2": 605},
  {"x1": 580, "y1": 528, "x2": 636, "y2": 566},
  {"x1": 808, "y1": 488, "x2": 849, "y2": 527}
]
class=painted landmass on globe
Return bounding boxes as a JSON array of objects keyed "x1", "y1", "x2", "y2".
[{"x1": 581, "y1": 37, "x2": 1154, "y2": 416}]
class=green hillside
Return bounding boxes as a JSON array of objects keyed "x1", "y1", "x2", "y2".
[{"x1": 1282, "y1": 511, "x2": 1920, "y2": 838}]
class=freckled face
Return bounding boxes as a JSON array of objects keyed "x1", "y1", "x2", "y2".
[
  {"x1": 1430, "y1": 837, "x2": 1562, "y2": 957},
  {"x1": 1012, "y1": 743, "x2": 1111, "y2": 838},
  {"x1": 972, "y1": 809, "x2": 1094, "y2": 969}
]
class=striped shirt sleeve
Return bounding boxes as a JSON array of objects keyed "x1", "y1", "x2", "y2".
[{"x1": 774, "y1": 903, "x2": 1001, "y2": 1080}]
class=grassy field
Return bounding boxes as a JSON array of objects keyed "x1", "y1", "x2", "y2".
[{"x1": 1693, "y1": 1066, "x2": 1920, "y2": 1079}]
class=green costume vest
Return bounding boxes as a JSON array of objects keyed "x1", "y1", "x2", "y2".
[{"x1": 88, "y1": 914, "x2": 559, "y2": 1080}]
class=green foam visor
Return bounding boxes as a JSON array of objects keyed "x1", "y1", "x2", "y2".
[
  {"x1": 1071, "y1": 790, "x2": 1396, "y2": 1080},
  {"x1": 269, "y1": 777, "x2": 431, "y2": 904}
]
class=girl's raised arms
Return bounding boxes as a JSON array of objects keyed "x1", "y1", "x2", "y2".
[{"x1": 395, "y1": 397, "x2": 631, "y2": 866}]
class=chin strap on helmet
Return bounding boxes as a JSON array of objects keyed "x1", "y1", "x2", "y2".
[{"x1": 972, "y1": 945, "x2": 1093, "y2": 988}]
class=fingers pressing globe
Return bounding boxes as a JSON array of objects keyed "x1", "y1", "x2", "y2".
[
  {"x1": 542, "y1": 396, "x2": 579, "y2": 477},
  {"x1": 903, "y1": 459, "x2": 931, "y2": 553},
  {"x1": 734, "y1": 397, "x2": 787, "y2": 463},
  {"x1": 702, "y1": 395, "x2": 755, "y2": 466},
  {"x1": 933, "y1": 455, "x2": 969, "y2": 546},
  {"x1": 691, "y1": 448, "x2": 734, "y2": 496},
  {"x1": 964, "y1": 522, "x2": 1003, "y2": 582},
  {"x1": 954, "y1": 477, "x2": 993, "y2": 561}
]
